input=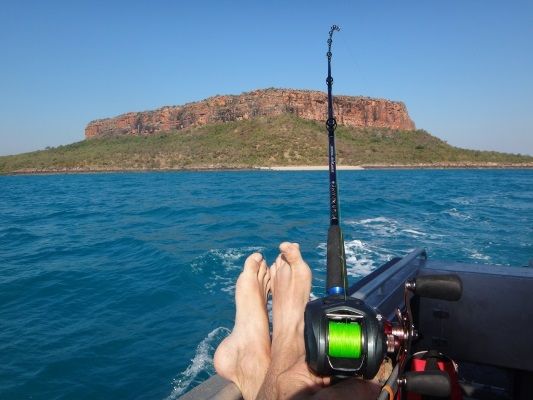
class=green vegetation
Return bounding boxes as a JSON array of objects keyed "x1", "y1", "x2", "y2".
[{"x1": 1, "y1": 114, "x2": 531, "y2": 173}]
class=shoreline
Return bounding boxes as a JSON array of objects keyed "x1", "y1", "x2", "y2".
[
  {"x1": 2, "y1": 163, "x2": 533, "y2": 176},
  {"x1": 258, "y1": 166, "x2": 364, "y2": 171}
]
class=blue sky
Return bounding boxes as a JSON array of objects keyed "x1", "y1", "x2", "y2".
[{"x1": 1, "y1": 0, "x2": 532, "y2": 156}]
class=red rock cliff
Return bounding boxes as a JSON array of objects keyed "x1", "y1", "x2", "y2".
[{"x1": 85, "y1": 88, "x2": 415, "y2": 138}]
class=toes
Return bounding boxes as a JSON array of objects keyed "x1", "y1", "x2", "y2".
[
  {"x1": 270, "y1": 261, "x2": 277, "y2": 279},
  {"x1": 270, "y1": 255, "x2": 288, "y2": 294},
  {"x1": 259, "y1": 260, "x2": 271, "y2": 297},
  {"x1": 243, "y1": 252, "x2": 263, "y2": 274},
  {"x1": 269, "y1": 262, "x2": 277, "y2": 292},
  {"x1": 275, "y1": 253, "x2": 290, "y2": 271},
  {"x1": 277, "y1": 258, "x2": 291, "y2": 280},
  {"x1": 279, "y1": 242, "x2": 304, "y2": 265},
  {"x1": 264, "y1": 274, "x2": 271, "y2": 298},
  {"x1": 263, "y1": 265, "x2": 271, "y2": 285},
  {"x1": 258, "y1": 259, "x2": 269, "y2": 281}
]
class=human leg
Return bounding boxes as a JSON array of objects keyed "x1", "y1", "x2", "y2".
[
  {"x1": 258, "y1": 243, "x2": 330, "y2": 399},
  {"x1": 214, "y1": 253, "x2": 272, "y2": 400}
]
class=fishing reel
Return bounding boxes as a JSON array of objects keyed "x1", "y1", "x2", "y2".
[
  {"x1": 304, "y1": 273, "x2": 463, "y2": 380},
  {"x1": 304, "y1": 295, "x2": 386, "y2": 379},
  {"x1": 303, "y1": 221, "x2": 392, "y2": 378}
]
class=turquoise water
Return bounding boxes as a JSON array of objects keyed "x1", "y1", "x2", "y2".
[{"x1": 0, "y1": 170, "x2": 531, "y2": 399}]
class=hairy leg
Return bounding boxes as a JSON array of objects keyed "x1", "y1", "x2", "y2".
[{"x1": 214, "y1": 253, "x2": 271, "y2": 400}]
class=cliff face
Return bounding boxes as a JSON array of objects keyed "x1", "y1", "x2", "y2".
[{"x1": 85, "y1": 88, "x2": 415, "y2": 138}]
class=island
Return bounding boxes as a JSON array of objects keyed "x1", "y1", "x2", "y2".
[{"x1": 1, "y1": 89, "x2": 531, "y2": 174}]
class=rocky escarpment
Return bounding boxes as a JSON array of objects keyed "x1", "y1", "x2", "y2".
[{"x1": 85, "y1": 88, "x2": 415, "y2": 138}]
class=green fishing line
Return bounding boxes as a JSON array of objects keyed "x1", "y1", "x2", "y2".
[{"x1": 328, "y1": 321, "x2": 362, "y2": 358}]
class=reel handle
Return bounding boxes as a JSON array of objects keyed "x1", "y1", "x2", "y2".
[
  {"x1": 408, "y1": 274, "x2": 462, "y2": 301},
  {"x1": 402, "y1": 370, "x2": 451, "y2": 397}
]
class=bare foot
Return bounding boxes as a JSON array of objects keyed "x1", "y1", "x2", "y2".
[
  {"x1": 276, "y1": 347, "x2": 390, "y2": 399},
  {"x1": 277, "y1": 358, "x2": 331, "y2": 399},
  {"x1": 270, "y1": 243, "x2": 311, "y2": 361},
  {"x1": 214, "y1": 253, "x2": 271, "y2": 400},
  {"x1": 259, "y1": 242, "x2": 330, "y2": 399}
]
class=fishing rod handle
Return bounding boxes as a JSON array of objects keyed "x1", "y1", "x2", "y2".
[
  {"x1": 402, "y1": 370, "x2": 451, "y2": 397},
  {"x1": 407, "y1": 274, "x2": 463, "y2": 301},
  {"x1": 326, "y1": 224, "x2": 347, "y2": 295}
]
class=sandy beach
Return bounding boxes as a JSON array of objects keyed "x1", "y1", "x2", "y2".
[{"x1": 257, "y1": 165, "x2": 365, "y2": 171}]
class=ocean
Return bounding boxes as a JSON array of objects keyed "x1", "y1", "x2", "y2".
[{"x1": 1, "y1": 170, "x2": 531, "y2": 399}]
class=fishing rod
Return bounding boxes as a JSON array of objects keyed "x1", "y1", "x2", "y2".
[
  {"x1": 303, "y1": 25, "x2": 463, "y2": 398},
  {"x1": 324, "y1": 25, "x2": 348, "y2": 298},
  {"x1": 304, "y1": 25, "x2": 385, "y2": 380}
]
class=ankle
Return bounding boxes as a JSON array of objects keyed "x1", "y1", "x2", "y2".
[{"x1": 272, "y1": 321, "x2": 304, "y2": 341}]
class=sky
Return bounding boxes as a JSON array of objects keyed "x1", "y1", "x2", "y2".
[{"x1": 1, "y1": 0, "x2": 532, "y2": 156}]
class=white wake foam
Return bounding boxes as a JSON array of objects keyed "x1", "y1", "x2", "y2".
[
  {"x1": 211, "y1": 247, "x2": 264, "y2": 270},
  {"x1": 316, "y1": 239, "x2": 393, "y2": 278},
  {"x1": 344, "y1": 239, "x2": 381, "y2": 277},
  {"x1": 192, "y1": 246, "x2": 265, "y2": 271},
  {"x1": 401, "y1": 229, "x2": 425, "y2": 237},
  {"x1": 357, "y1": 216, "x2": 394, "y2": 225},
  {"x1": 345, "y1": 216, "x2": 399, "y2": 237},
  {"x1": 444, "y1": 208, "x2": 472, "y2": 221},
  {"x1": 193, "y1": 246, "x2": 265, "y2": 295},
  {"x1": 345, "y1": 216, "x2": 441, "y2": 240},
  {"x1": 469, "y1": 249, "x2": 491, "y2": 262},
  {"x1": 165, "y1": 326, "x2": 230, "y2": 399}
]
